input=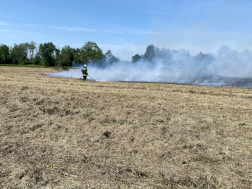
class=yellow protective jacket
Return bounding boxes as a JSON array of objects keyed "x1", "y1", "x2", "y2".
[{"x1": 81, "y1": 67, "x2": 88, "y2": 76}]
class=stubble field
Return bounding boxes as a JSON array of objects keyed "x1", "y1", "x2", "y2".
[{"x1": 0, "y1": 66, "x2": 252, "y2": 188}]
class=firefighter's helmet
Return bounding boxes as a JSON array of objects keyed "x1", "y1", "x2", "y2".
[{"x1": 84, "y1": 64, "x2": 87, "y2": 68}]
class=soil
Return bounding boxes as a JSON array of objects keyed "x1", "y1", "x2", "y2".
[{"x1": 1, "y1": 66, "x2": 252, "y2": 188}]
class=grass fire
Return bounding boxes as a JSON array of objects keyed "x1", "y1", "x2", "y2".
[
  {"x1": 1, "y1": 66, "x2": 252, "y2": 188},
  {"x1": 46, "y1": 45, "x2": 252, "y2": 89}
]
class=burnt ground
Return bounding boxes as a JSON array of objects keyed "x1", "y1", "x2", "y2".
[
  {"x1": 1, "y1": 66, "x2": 252, "y2": 188},
  {"x1": 47, "y1": 70, "x2": 252, "y2": 88},
  {"x1": 118, "y1": 75, "x2": 252, "y2": 88},
  {"x1": 189, "y1": 75, "x2": 252, "y2": 88}
]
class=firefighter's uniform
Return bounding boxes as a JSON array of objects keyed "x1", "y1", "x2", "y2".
[{"x1": 81, "y1": 65, "x2": 88, "y2": 81}]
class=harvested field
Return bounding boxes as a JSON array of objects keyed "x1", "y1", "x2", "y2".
[{"x1": 1, "y1": 66, "x2": 252, "y2": 188}]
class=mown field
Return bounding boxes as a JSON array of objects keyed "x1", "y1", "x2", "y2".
[{"x1": 0, "y1": 66, "x2": 252, "y2": 188}]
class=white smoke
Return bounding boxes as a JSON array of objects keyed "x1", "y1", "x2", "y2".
[
  {"x1": 210, "y1": 46, "x2": 252, "y2": 78},
  {"x1": 47, "y1": 69, "x2": 82, "y2": 78},
  {"x1": 46, "y1": 45, "x2": 252, "y2": 88}
]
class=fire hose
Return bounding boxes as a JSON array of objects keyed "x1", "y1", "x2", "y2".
[{"x1": 88, "y1": 75, "x2": 96, "y2": 81}]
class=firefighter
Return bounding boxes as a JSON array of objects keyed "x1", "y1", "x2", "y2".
[{"x1": 81, "y1": 64, "x2": 88, "y2": 81}]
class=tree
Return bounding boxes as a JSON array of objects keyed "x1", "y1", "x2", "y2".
[
  {"x1": 10, "y1": 43, "x2": 29, "y2": 65},
  {"x1": 28, "y1": 41, "x2": 37, "y2": 64},
  {"x1": 39, "y1": 42, "x2": 56, "y2": 66},
  {"x1": 55, "y1": 48, "x2": 60, "y2": 61},
  {"x1": 34, "y1": 52, "x2": 41, "y2": 65},
  {"x1": 144, "y1": 44, "x2": 156, "y2": 62},
  {"x1": 65, "y1": 46, "x2": 75, "y2": 61},
  {"x1": 79, "y1": 41, "x2": 103, "y2": 64},
  {"x1": 95, "y1": 49, "x2": 103, "y2": 62},
  {"x1": 56, "y1": 54, "x2": 71, "y2": 68},
  {"x1": 105, "y1": 50, "x2": 119, "y2": 65},
  {"x1": 0, "y1": 44, "x2": 10, "y2": 64},
  {"x1": 73, "y1": 48, "x2": 81, "y2": 63},
  {"x1": 105, "y1": 50, "x2": 113, "y2": 60},
  {"x1": 131, "y1": 54, "x2": 142, "y2": 63},
  {"x1": 55, "y1": 48, "x2": 72, "y2": 68},
  {"x1": 60, "y1": 45, "x2": 75, "y2": 66}
]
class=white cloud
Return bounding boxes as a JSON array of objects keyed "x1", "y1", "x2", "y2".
[
  {"x1": 0, "y1": 29, "x2": 40, "y2": 38},
  {"x1": 0, "y1": 29, "x2": 24, "y2": 34},
  {"x1": 0, "y1": 30, "x2": 23, "y2": 37},
  {"x1": 52, "y1": 26, "x2": 98, "y2": 32},
  {"x1": 131, "y1": 31, "x2": 162, "y2": 35},
  {"x1": 141, "y1": 10, "x2": 169, "y2": 15},
  {"x1": 52, "y1": 25, "x2": 162, "y2": 36},
  {"x1": 0, "y1": 14, "x2": 14, "y2": 18},
  {"x1": 0, "y1": 22, "x2": 8, "y2": 25},
  {"x1": 102, "y1": 29, "x2": 124, "y2": 34}
]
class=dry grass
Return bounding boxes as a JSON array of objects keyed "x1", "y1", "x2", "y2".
[{"x1": 1, "y1": 66, "x2": 252, "y2": 188}]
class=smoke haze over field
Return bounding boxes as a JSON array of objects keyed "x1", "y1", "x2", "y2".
[{"x1": 47, "y1": 45, "x2": 252, "y2": 88}]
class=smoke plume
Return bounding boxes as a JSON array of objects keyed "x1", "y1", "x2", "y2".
[{"x1": 47, "y1": 45, "x2": 252, "y2": 88}]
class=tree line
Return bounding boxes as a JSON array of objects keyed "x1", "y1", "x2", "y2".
[
  {"x1": 0, "y1": 41, "x2": 213, "y2": 68},
  {"x1": 0, "y1": 41, "x2": 119, "y2": 67}
]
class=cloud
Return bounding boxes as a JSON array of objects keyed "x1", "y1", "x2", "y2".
[
  {"x1": 141, "y1": 10, "x2": 169, "y2": 15},
  {"x1": 0, "y1": 14, "x2": 14, "y2": 18},
  {"x1": 0, "y1": 30, "x2": 23, "y2": 37},
  {"x1": 130, "y1": 31, "x2": 162, "y2": 35},
  {"x1": 52, "y1": 26, "x2": 98, "y2": 32},
  {"x1": 102, "y1": 29, "x2": 124, "y2": 34},
  {"x1": 26, "y1": 23, "x2": 44, "y2": 27},
  {"x1": 0, "y1": 29, "x2": 24, "y2": 34},
  {"x1": 0, "y1": 29, "x2": 39, "y2": 38},
  {"x1": 0, "y1": 22, "x2": 8, "y2": 25},
  {"x1": 52, "y1": 25, "x2": 162, "y2": 36}
]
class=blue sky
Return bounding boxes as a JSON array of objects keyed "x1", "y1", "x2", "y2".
[{"x1": 1, "y1": 0, "x2": 252, "y2": 60}]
